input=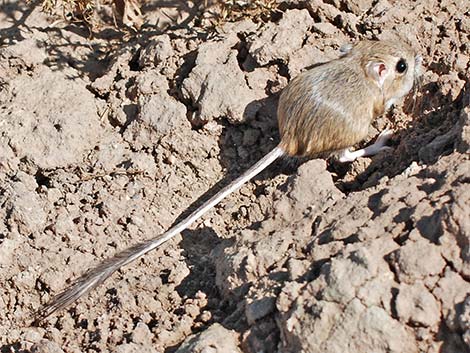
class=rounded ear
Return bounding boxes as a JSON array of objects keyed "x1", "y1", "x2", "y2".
[{"x1": 366, "y1": 61, "x2": 388, "y2": 88}]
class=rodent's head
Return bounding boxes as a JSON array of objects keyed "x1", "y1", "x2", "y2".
[{"x1": 344, "y1": 40, "x2": 422, "y2": 108}]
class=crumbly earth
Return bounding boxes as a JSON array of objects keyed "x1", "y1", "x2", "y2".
[{"x1": 0, "y1": 1, "x2": 469, "y2": 352}]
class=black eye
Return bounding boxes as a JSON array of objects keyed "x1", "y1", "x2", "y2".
[{"x1": 396, "y1": 59, "x2": 407, "y2": 73}]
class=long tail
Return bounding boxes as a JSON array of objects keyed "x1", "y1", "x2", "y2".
[{"x1": 34, "y1": 146, "x2": 284, "y2": 322}]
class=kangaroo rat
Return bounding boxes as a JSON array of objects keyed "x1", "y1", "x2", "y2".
[{"x1": 35, "y1": 39, "x2": 421, "y2": 321}]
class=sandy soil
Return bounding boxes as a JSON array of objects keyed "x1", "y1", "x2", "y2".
[{"x1": 0, "y1": 0, "x2": 469, "y2": 352}]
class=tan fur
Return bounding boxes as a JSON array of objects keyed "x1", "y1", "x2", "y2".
[{"x1": 278, "y1": 40, "x2": 417, "y2": 157}]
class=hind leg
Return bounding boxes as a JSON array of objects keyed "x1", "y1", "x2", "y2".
[{"x1": 338, "y1": 129, "x2": 393, "y2": 163}]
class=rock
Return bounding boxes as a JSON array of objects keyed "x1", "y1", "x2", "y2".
[
  {"x1": 113, "y1": 343, "x2": 158, "y2": 353},
  {"x1": 419, "y1": 128, "x2": 457, "y2": 163},
  {"x1": 247, "y1": 9, "x2": 314, "y2": 66},
  {"x1": 433, "y1": 269, "x2": 470, "y2": 331},
  {"x1": 124, "y1": 87, "x2": 189, "y2": 148},
  {"x1": 396, "y1": 282, "x2": 441, "y2": 327},
  {"x1": 0, "y1": 236, "x2": 19, "y2": 267},
  {"x1": 344, "y1": 0, "x2": 375, "y2": 14},
  {"x1": 182, "y1": 36, "x2": 264, "y2": 125},
  {"x1": 318, "y1": 248, "x2": 382, "y2": 304},
  {"x1": 287, "y1": 258, "x2": 310, "y2": 280},
  {"x1": 139, "y1": 35, "x2": 173, "y2": 68},
  {"x1": 439, "y1": 184, "x2": 470, "y2": 277},
  {"x1": 168, "y1": 261, "x2": 190, "y2": 286},
  {"x1": 390, "y1": 240, "x2": 446, "y2": 283},
  {"x1": 458, "y1": 295, "x2": 470, "y2": 349},
  {"x1": 133, "y1": 70, "x2": 169, "y2": 96},
  {"x1": 175, "y1": 323, "x2": 242, "y2": 353},
  {"x1": 273, "y1": 159, "x2": 342, "y2": 221},
  {"x1": 312, "y1": 22, "x2": 341, "y2": 36},
  {"x1": 137, "y1": 93, "x2": 188, "y2": 136},
  {"x1": 131, "y1": 322, "x2": 153, "y2": 345},
  {"x1": 31, "y1": 339, "x2": 65, "y2": 353},
  {"x1": 245, "y1": 296, "x2": 276, "y2": 324},
  {"x1": 457, "y1": 106, "x2": 470, "y2": 154},
  {"x1": 3, "y1": 175, "x2": 47, "y2": 235},
  {"x1": 279, "y1": 297, "x2": 418, "y2": 353},
  {"x1": 0, "y1": 66, "x2": 104, "y2": 169}
]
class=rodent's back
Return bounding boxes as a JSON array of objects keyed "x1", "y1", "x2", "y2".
[{"x1": 278, "y1": 58, "x2": 382, "y2": 157}]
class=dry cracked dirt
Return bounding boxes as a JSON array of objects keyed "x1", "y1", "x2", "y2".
[{"x1": 0, "y1": 0, "x2": 469, "y2": 352}]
